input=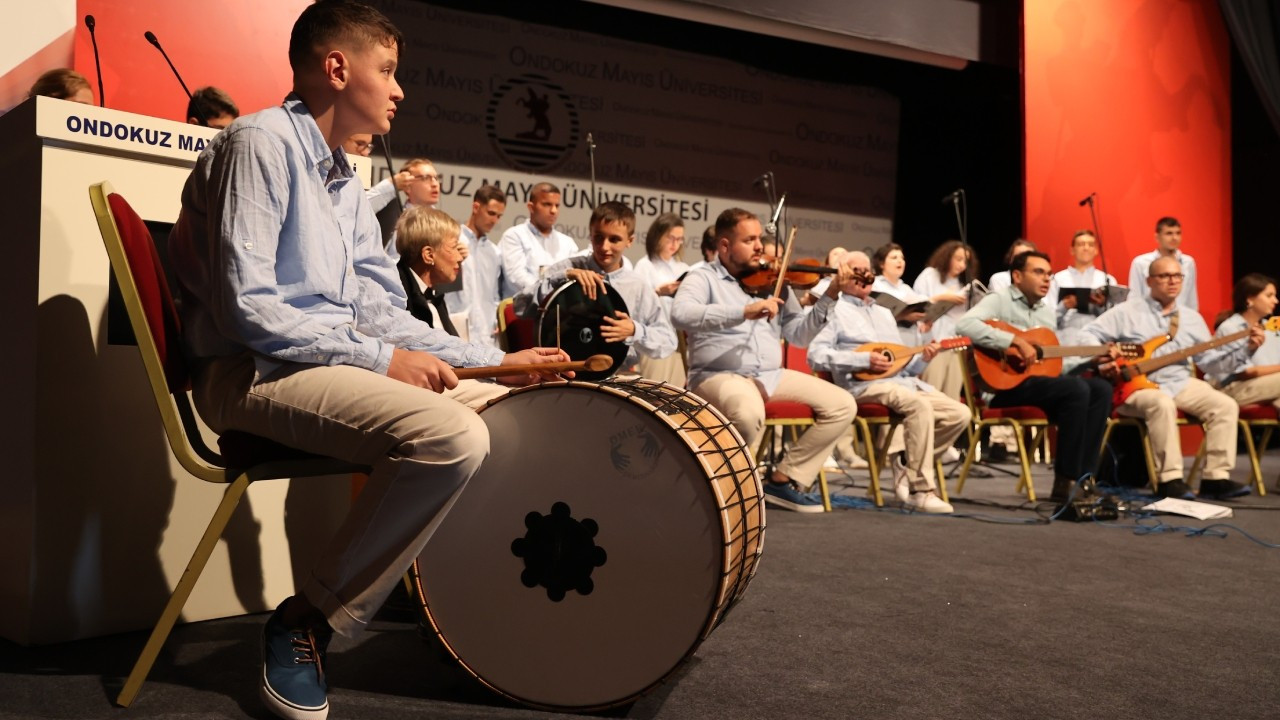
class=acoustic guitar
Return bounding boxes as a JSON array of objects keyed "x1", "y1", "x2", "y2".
[
  {"x1": 853, "y1": 337, "x2": 972, "y2": 381},
  {"x1": 1111, "y1": 317, "x2": 1280, "y2": 405},
  {"x1": 971, "y1": 320, "x2": 1143, "y2": 391}
]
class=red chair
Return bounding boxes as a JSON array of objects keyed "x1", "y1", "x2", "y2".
[
  {"x1": 496, "y1": 297, "x2": 537, "y2": 352},
  {"x1": 90, "y1": 182, "x2": 368, "y2": 708},
  {"x1": 1096, "y1": 409, "x2": 1208, "y2": 492},
  {"x1": 954, "y1": 353, "x2": 1050, "y2": 501},
  {"x1": 755, "y1": 343, "x2": 832, "y2": 510}
]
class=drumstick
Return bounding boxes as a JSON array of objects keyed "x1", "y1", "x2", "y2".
[
  {"x1": 556, "y1": 305, "x2": 561, "y2": 352},
  {"x1": 453, "y1": 353, "x2": 612, "y2": 380}
]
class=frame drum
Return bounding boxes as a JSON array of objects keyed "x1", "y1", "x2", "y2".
[
  {"x1": 537, "y1": 279, "x2": 630, "y2": 381},
  {"x1": 411, "y1": 379, "x2": 764, "y2": 711}
]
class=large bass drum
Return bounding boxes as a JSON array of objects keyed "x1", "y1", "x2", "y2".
[{"x1": 410, "y1": 379, "x2": 765, "y2": 711}]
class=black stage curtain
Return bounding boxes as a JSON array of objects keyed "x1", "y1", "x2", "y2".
[{"x1": 1220, "y1": 0, "x2": 1280, "y2": 137}]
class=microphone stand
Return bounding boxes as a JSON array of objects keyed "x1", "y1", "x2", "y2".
[
  {"x1": 377, "y1": 132, "x2": 403, "y2": 216},
  {"x1": 946, "y1": 190, "x2": 975, "y2": 309},
  {"x1": 1081, "y1": 194, "x2": 1112, "y2": 312},
  {"x1": 85, "y1": 16, "x2": 104, "y2": 107},
  {"x1": 586, "y1": 132, "x2": 597, "y2": 209}
]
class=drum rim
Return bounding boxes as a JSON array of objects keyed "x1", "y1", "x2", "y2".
[
  {"x1": 536, "y1": 279, "x2": 630, "y2": 380},
  {"x1": 409, "y1": 379, "x2": 765, "y2": 712}
]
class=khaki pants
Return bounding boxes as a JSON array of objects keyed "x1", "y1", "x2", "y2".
[
  {"x1": 1222, "y1": 373, "x2": 1280, "y2": 410},
  {"x1": 194, "y1": 354, "x2": 491, "y2": 637},
  {"x1": 1118, "y1": 378, "x2": 1239, "y2": 482},
  {"x1": 856, "y1": 384, "x2": 970, "y2": 492},
  {"x1": 919, "y1": 352, "x2": 964, "y2": 402},
  {"x1": 693, "y1": 369, "x2": 856, "y2": 490}
]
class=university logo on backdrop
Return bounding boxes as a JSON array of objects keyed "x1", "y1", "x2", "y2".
[{"x1": 486, "y1": 74, "x2": 580, "y2": 173}]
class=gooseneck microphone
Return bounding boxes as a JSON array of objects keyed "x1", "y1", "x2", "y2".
[
  {"x1": 85, "y1": 15, "x2": 104, "y2": 107},
  {"x1": 1078, "y1": 192, "x2": 1096, "y2": 207},
  {"x1": 144, "y1": 30, "x2": 206, "y2": 125},
  {"x1": 940, "y1": 189, "x2": 962, "y2": 205}
]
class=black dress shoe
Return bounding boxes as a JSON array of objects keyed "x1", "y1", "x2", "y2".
[
  {"x1": 1050, "y1": 476, "x2": 1077, "y2": 503},
  {"x1": 1155, "y1": 479, "x2": 1196, "y2": 500},
  {"x1": 986, "y1": 444, "x2": 1010, "y2": 463},
  {"x1": 1198, "y1": 479, "x2": 1252, "y2": 500}
]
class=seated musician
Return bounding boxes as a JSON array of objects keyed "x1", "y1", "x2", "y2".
[
  {"x1": 808, "y1": 252, "x2": 967, "y2": 513},
  {"x1": 393, "y1": 206, "x2": 511, "y2": 409},
  {"x1": 513, "y1": 201, "x2": 677, "y2": 370},
  {"x1": 166, "y1": 2, "x2": 571, "y2": 716},
  {"x1": 672, "y1": 208, "x2": 856, "y2": 513},
  {"x1": 955, "y1": 251, "x2": 1113, "y2": 503},
  {"x1": 1205, "y1": 274, "x2": 1280, "y2": 411},
  {"x1": 1079, "y1": 256, "x2": 1253, "y2": 499}
]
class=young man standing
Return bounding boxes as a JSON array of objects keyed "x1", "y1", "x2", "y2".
[
  {"x1": 167, "y1": 2, "x2": 568, "y2": 717},
  {"x1": 1054, "y1": 229, "x2": 1118, "y2": 344},
  {"x1": 499, "y1": 182, "x2": 579, "y2": 298},
  {"x1": 1128, "y1": 216, "x2": 1199, "y2": 309},
  {"x1": 459, "y1": 184, "x2": 508, "y2": 347},
  {"x1": 672, "y1": 208, "x2": 856, "y2": 513}
]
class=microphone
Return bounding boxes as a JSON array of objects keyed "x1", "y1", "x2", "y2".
[
  {"x1": 1078, "y1": 192, "x2": 1096, "y2": 207},
  {"x1": 940, "y1": 189, "x2": 962, "y2": 205},
  {"x1": 144, "y1": 31, "x2": 199, "y2": 120},
  {"x1": 752, "y1": 172, "x2": 771, "y2": 188},
  {"x1": 85, "y1": 15, "x2": 104, "y2": 107}
]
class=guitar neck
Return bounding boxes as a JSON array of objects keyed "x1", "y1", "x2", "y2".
[
  {"x1": 1039, "y1": 345, "x2": 1113, "y2": 359},
  {"x1": 1133, "y1": 327, "x2": 1249, "y2": 375}
]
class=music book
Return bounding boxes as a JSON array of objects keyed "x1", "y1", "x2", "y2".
[
  {"x1": 1058, "y1": 285, "x2": 1129, "y2": 309},
  {"x1": 869, "y1": 292, "x2": 928, "y2": 326},
  {"x1": 1144, "y1": 497, "x2": 1233, "y2": 520}
]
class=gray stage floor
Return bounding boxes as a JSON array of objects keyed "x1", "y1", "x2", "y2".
[{"x1": 3, "y1": 451, "x2": 1279, "y2": 720}]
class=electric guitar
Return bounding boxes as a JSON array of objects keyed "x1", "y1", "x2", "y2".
[
  {"x1": 853, "y1": 337, "x2": 972, "y2": 381},
  {"x1": 971, "y1": 320, "x2": 1143, "y2": 391},
  {"x1": 1111, "y1": 317, "x2": 1280, "y2": 405}
]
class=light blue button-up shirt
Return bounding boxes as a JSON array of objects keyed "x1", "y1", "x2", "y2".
[
  {"x1": 808, "y1": 294, "x2": 933, "y2": 397},
  {"x1": 956, "y1": 286, "x2": 1056, "y2": 351},
  {"x1": 1203, "y1": 313, "x2": 1275, "y2": 387},
  {"x1": 169, "y1": 94, "x2": 503, "y2": 381},
  {"x1": 512, "y1": 255, "x2": 676, "y2": 367},
  {"x1": 1079, "y1": 298, "x2": 1231, "y2": 397},
  {"x1": 671, "y1": 259, "x2": 836, "y2": 394}
]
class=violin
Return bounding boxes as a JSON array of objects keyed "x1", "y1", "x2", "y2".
[{"x1": 737, "y1": 255, "x2": 840, "y2": 293}]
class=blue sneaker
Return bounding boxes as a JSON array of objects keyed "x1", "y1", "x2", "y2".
[
  {"x1": 260, "y1": 600, "x2": 331, "y2": 720},
  {"x1": 763, "y1": 480, "x2": 825, "y2": 513}
]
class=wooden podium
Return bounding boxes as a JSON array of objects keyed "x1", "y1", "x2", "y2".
[{"x1": 0, "y1": 96, "x2": 372, "y2": 645}]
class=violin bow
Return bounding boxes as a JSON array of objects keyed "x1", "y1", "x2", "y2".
[{"x1": 771, "y1": 226, "x2": 799, "y2": 300}]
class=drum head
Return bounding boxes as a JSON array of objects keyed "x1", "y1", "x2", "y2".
[
  {"x1": 537, "y1": 280, "x2": 629, "y2": 381},
  {"x1": 415, "y1": 384, "x2": 726, "y2": 710}
]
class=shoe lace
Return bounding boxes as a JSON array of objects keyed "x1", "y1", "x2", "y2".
[{"x1": 290, "y1": 629, "x2": 326, "y2": 684}]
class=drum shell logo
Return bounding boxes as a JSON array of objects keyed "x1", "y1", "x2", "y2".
[
  {"x1": 486, "y1": 74, "x2": 581, "y2": 173},
  {"x1": 608, "y1": 423, "x2": 661, "y2": 480}
]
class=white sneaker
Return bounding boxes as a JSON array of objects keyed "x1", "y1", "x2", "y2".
[
  {"x1": 942, "y1": 446, "x2": 961, "y2": 463},
  {"x1": 891, "y1": 455, "x2": 910, "y2": 505},
  {"x1": 905, "y1": 491, "x2": 954, "y2": 514}
]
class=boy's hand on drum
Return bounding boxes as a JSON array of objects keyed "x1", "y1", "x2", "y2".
[
  {"x1": 566, "y1": 268, "x2": 607, "y2": 300},
  {"x1": 388, "y1": 348, "x2": 458, "y2": 393},
  {"x1": 498, "y1": 347, "x2": 574, "y2": 385},
  {"x1": 601, "y1": 311, "x2": 635, "y2": 342}
]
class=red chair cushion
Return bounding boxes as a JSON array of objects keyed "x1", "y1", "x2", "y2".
[
  {"x1": 765, "y1": 401, "x2": 814, "y2": 420},
  {"x1": 503, "y1": 302, "x2": 537, "y2": 352},
  {"x1": 856, "y1": 402, "x2": 893, "y2": 419},
  {"x1": 108, "y1": 193, "x2": 189, "y2": 393},
  {"x1": 1239, "y1": 404, "x2": 1279, "y2": 421},
  {"x1": 982, "y1": 406, "x2": 1048, "y2": 421}
]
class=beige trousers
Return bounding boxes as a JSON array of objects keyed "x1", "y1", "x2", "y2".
[
  {"x1": 856, "y1": 384, "x2": 970, "y2": 492},
  {"x1": 1118, "y1": 378, "x2": 1239, "y2": 482},
  {"x1": 693, "y1": 369, "x2": 856, "y2": 490},
  {"x1": 194, "y1": 354, "x2": 491, "y2": 636},
  {"x1": 919, "y1": 352, "x2": 964, "y2": 402},
  {"x1": 1222, "y1": 372, "x2": 1280, "y2": 410}
]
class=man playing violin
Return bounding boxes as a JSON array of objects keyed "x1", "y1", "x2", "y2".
[
  {"x1": 808, "y1": 252, "x2": 967, "y2": 513},
  {"x1": 672, "y1": 208, "x2": 856, "y2": 513},
  {"x1": 1078, "y1": 255, "x2": 1255, "y2": 500},
  {"x1": 956, "y1": 251, "x2": 1113, "y2": 503}
]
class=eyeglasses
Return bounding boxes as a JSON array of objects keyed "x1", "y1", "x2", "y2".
[
  {"x1": 1152, "y1": 273, "x2": 1185, "y2": 282},
  {"x1": 410, "y1": 172, "x2": 440, "y2": 183}
]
